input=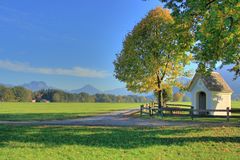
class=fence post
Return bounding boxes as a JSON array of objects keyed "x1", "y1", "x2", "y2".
[
  {"x1": 149, "y1": 106, "x2": 151, "y2": 116},
  {"x1": 190, "y1": 106, "x2": 194, "y2": 120},
  {"x1": 140, "y1": 105, "x2": 143, "y2": 116},
  {"x1": 227, "y1": 107, "x2": 229, "y2": 122}
]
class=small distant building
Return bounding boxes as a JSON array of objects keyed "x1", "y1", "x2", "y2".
[
  {"x1": 32, "y1": 99, "x2": 36, "y2": 103},
  {"x1": 40, "y1": 99, "x2": 50, "y2": 103},
  {"x1": 189, "y1": 72, "x2": 233, "y2": 116}
]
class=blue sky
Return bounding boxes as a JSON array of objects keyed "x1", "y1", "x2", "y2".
[{"x1": 0, "y1": 0, "x2": 196, "y2": 90}]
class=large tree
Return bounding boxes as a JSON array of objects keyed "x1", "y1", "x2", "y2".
[
  {"x1": 160, "y1": 0, "x2": 240, "y2": 78},
  {"x1": 114, "y1": 7, "x2": 192, "y2": 108}
]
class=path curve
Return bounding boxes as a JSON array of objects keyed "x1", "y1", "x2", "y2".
[{"x1": 0, "y1": 109, "x2": 237, "y2": 127}]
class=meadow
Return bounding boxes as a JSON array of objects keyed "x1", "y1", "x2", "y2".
[
  {"x1": 0, "y1": 103, "x2": 140, "y2": 121},
  {"x1": 0, "y1": 101, "x2": 239, "y2": 121},
  {"x1": 167, "y1": 101, "x2": 240, "y2": 108},
  {"x1": 0, "y1": 102, "x2": 239, "y2": 160},
  {"x1": 0, "y1": 125, "x2": 239, "y2": 160},
  {"x1": 232, "y1": 101, "x2": 240, "y2": 108}
]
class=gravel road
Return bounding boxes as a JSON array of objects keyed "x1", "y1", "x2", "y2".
[{"x1": 0, "y1": 109, "x2": 236, "y2": 127}]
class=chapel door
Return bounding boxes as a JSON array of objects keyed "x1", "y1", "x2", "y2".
[{"x1": 199, "y1": 92, "x2": 206, "y2": 115}]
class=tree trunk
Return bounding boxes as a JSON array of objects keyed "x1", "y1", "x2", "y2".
[
  {"x1": 157, "y1": 90, "x2": 162, "y2": 109},
  {"x1": 157, "y1": 74, "x2": 162, "y2": 110}
]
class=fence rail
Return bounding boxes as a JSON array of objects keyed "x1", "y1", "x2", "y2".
[
  {"x1": 140, "y1": 104, "x2": 240, "y2": 121},
  {"x1": 165, "y1": 103, "x2": 194, "y2": 107}
]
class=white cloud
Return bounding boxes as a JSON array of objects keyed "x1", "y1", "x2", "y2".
[{"x1": 0, "y1": 60, "x2": 109, "y2": 78}]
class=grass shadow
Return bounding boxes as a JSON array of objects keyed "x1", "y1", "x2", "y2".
[{"x1": 0, "y1": 125, "x2": 239, "y2": 149}]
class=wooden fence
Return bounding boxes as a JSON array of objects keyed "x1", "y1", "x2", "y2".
[{"x1": 140, "y1": 103, "x2": 240, "y2": 121}]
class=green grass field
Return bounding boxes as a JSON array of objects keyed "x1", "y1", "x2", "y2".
[
  {"x1": 0, "y1": 103, "x2": 140, "y2": 121},
  {"x1": 0, "y1": 125, "x2": 239, "y2": 160},
  {"x1": 0, "y1": 102, "x2": 239, "y2": 160},
  {"x1": 0, "y1": 101, "x2": 239, "y2": 121},
  {"x1": 232, "y1": 101, "x2": 240, "y2": 108},
  {"x1": 167, "y1": 101, "x2": 240, "y2": 108}
]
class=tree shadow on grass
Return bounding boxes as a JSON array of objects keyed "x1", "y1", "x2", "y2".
[{"x1": 0, "y1": 125, "x2": 239, "y2": 149}]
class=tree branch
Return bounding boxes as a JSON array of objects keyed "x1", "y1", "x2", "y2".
[
  {"x1": 228, "y1": 16, "x2": 234, "y2": 31},
  {"x1": 161, "y1": 55, "x2": 170, "y2": 82},
  {"x1": 206, "y1": 0, "x2": 217, "y2": 8}
]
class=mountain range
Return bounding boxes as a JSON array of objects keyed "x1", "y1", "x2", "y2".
[
  {"x1": 0, "y1": 65, "x2": 239, "y2": 98},
  {"x1": 70, "y1": 84, "x2": 102, "y2": 95},
  {"x1": 22, "y1": 81, "x2": 53, "y2": 91},
  {"x1": 215, "y1": 65, "x2": 240, "y2": 99},
  {"x1": 70, "y1": 85, "x2": 150, "y2": 96},
  {"x1": 0, "y1": 81, "x2": 151, "y2": 96}
]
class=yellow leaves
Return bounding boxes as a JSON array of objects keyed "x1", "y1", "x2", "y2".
[
  {"x1": 114, "y1": 6, "x2": 193, "y2": 94},
  {"x1": 136, "y1": 7, "x2": 174, "y2": 36},
  {"x1": 148, "y1": 7, "x2": 173, "y2": 23}
]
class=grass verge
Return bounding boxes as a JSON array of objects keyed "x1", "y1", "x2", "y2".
[{"x1": 0, "y1": 125, "x2": 239, "y2": 160}]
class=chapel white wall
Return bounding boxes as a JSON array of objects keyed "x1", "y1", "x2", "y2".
[
  {"x1": 190, "y1": 78, "x2": 232, "y2": 116},
  {"x1": 211, "y1": 92, "x2": 232, "y2": 116}
]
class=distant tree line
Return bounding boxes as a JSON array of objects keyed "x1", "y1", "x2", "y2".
[
  {"x1": 2, "y1": 85, "x2": 237, "y2": 103},
  {"x1": 34, "y1": 89, "x2": 149, "y2": 103},
  {"x1": 0, "y1": 86, "x2": 32, "y2": 102},
  {"x1": 0, "y1": 86, "x2": 150, "y2": 103}
]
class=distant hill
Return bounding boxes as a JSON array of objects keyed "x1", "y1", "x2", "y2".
[
  {"x1": 71, "y1": 85, "x2": 145, "y2": 96},
  {"x1": 70, "y1": 84, "x2": 102, "y2": 95},
  {"x1": 0, "y1": 83, "x2": 13, "y2": 87},
  {"x1": 104, "y1": 88, "x2": 134, "y2": 96},
  {"x1": 21, "y1": 81, "x2": 52, "y2": 91},
  {"x1": 216, "y1": 65, "x2": 240, "y2": 100},
  {"x1": 104, "y1": 87, "x2": 153, "y2": 97},
  {"x1": 0, "y1": 67, "x2": 238, "y2": 99}
]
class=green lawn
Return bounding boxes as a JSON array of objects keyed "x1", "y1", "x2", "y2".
[
  {"x1": 167, "y1": 101, "x2": 240, "y2": 108},
  {"x1": 0, "y1": 103, "x2": 239, "y2": 159},
  {"x1": 0, "y1": 103, "x2": 140, "y2": 121},
  {"x1": 0, "y1": 125, "x2": 239, "y2": 160},
  {"x1": 232, "y1": 101, "x2": 240, "y2": 108}
]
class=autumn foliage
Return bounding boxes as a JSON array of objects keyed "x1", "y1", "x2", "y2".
[{"x1": 114, "y1": 7, "x2": 192, "y2": 107}]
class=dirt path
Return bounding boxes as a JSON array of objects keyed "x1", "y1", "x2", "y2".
[{"x1": 0, "y1": 109, "x2": 237, "y2": 127}]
